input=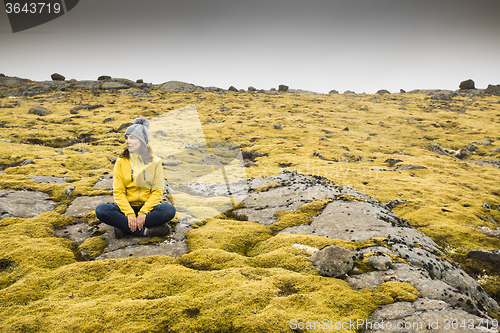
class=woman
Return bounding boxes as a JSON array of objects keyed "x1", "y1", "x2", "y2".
[{"x1": 96, "y1": 117, "x2": 176, "y2": 238}]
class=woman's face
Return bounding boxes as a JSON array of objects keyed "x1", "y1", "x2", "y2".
[{"x1": 126, "y1": 135, "x2": 142, "y2": 153}]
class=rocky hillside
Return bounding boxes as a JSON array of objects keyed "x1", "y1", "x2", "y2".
[{"x1": 0, "y1": 74, "x2": 500, "y2": 332}]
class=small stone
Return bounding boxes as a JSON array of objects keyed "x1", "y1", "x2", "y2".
[
  {"x1": 329, "y1": 90, "x2": 339, "y2": 94},
  {"x1": 340, "y1": 146, "x2": 349, "y2": 151},
  {"x1": 66, "y1": 186, "x2": 76, "y2": 196},
  {"x1": 98, "y1": 75, "x2": 111, "y2": 81},
  {"x1": 228, "y1": 86, "x2": 238, "y2": 92},
  {"x1": 319, "y1": 136, "x2": 328, "y2": 141},
  {"x1": 376, "y1": 89, "x2": 390, "y2": 95},
  {"x1": 400, "y1": 89, "x2": 406, "y2": 93},
  {"x1": 274, "y1": 123, "x2": 282, "y2": 130},
  {"x1": 55, "y1": 148, "x2": 63, "y2": 154},
  {"x1": 108, "y1": 157, "x2": 117, "y2": 164},
  {"x1": 248, "y1": 86, "x2": 256, "y2": 92},
  {"x1": 311, "y1": 245, "x2": 356, "y2": 278},
  {"x1": 136, "y1": 79, "x2": 143, "y2": 84},
  {"x1": 456, "y1": 147, "x2": 471, "y2": 159},
  {"x1": 483, "y1": 203, "x2": 491, "y2": 209},
  {"x1": 20, "y1": 159, "x2": 34, "y2": 166},
  {"x1": 28, "y1": 106, "x2": 52, "y2": 116},
  {"x1": 343, "y1": 127, "x2": 349, "y2": 131}
]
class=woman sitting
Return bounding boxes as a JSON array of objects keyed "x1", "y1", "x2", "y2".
[{"x1": 96, "y1": 117, "x2": 176, "y2": 238}]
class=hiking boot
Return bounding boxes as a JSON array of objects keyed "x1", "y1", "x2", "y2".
[
  {"x1": 143, "y1": 224, "x2": 170, "y2": 237},
  {"x1": 114, "y1": 227, "x2": 127, "y2": 239}
]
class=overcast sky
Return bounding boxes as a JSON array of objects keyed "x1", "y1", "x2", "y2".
[{"x1": 1, "y1": 0, "x2": 499, "y2": 93}]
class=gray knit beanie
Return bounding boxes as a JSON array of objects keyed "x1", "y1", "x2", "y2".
[{"x1": 125, "y1": 117, "x2": 150, "y2": 147}]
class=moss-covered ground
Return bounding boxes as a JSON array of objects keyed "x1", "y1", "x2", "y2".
[{"x1": 0, "y1": 85, "x2": 499, "y2": 331}]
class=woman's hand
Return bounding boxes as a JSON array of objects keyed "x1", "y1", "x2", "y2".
[
  {"x1": 128, "y1": 216, "x2": 138, "y2": 232},
  {"x1": 137, "y1": 214, "x2": 146, "y2": 230}
]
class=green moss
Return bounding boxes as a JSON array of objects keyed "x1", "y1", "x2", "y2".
[
  {"x1": 78, "y1": 236, "x2": 107, "y2": 259},
  {"x1": 269, "y1": 198, "x2": 333, "y2": 233},
  {"x1": 177, "y1": 249, "x2": 246, "y2": 270},
  {"x1": 186, "y1": 219, "x2": 272, "y2": 255},
  {"x1": 255, "y1": 182, "x2": 281, "y2": 192}
]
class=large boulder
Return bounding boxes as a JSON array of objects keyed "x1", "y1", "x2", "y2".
[
  {"x1": 311, "y1": 245, "x2": 356, "y2": 277},
  {"x1": 98, "y1": 75, "x2": 111, "y2": 81},
  {"x1": 485, "y1": 84, "x2": 500, "y2": 96},
  {"x1": 459, "y1": 79, "x2": 475, "y2": 90},
  {"x1": 278, "y1": 84, "x2": 289, "y2": 92},
  {"x1": 51, "y1": 73, "x2": 65, "y2": 81}
]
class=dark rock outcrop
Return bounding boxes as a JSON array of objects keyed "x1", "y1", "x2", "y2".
[
  {"x1": 51, "y1": 73, "x2": 65, "y2": 81},
  {"x1": 459, "y1": 79, "x2": 475, "y2": 90}
]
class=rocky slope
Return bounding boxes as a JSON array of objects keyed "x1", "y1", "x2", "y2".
[{"x1": 1, "y1": 75, "x2": 500, "y2": 332}]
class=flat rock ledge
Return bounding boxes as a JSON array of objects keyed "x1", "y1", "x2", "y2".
[{"x1": 48, "y1": 170, "x2": 500, "y2": 327}]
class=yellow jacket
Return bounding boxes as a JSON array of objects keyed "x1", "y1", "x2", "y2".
[{"x1": 113, "y1": 154, "x2": 164, "y2": 217}]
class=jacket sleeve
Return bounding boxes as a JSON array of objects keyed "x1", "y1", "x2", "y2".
[
  {"x1": 113, "y1": 158, "x2": 135, "y2": 217},
  {"x1": 138, "y1": 159, "x2": 164, "y2": 215}
]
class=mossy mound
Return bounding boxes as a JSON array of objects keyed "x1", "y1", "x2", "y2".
[
  {"x1": 0, "y1": 257, "x2": 419, "y2": 333},
  {"x1": 78, "y1": 236, "x2": 108, "y2": 259}
]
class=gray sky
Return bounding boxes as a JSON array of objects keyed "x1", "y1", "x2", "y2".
[{"x1": 1, "y1": 0, "x2": 499, "y2": 93}]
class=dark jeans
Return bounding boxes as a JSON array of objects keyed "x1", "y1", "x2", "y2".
[{"x1": 95, "y1": 203, "x2": 176, "y2": 236}]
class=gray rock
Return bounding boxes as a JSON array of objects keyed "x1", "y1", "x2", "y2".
[
  {"x1": 459, "y1": 79, "x2": 475, "y2": 90},
  {"x1": 101, "y1": 81, "x2": 129, "y2": 90},
  {"x1": 274, "y1": 123, "x2": 282, "y2": 129},
  {"x1": 468, "y1": 250, "x2": 500, "y2": 265},
  {"x1": 29, "y1": 176, "x2": 66, "y2": 184},
  {"x1": 97, "y1": 240, "x2": 189, "y2": 259},
  {"x1": 160, "y1": 81, "x2": 206, "y2": 93},
  {"x1": 228, "y1": 86, "x2": 238, "y2": 92},
  {"x1": 98, "y1": 76, "x2": 111, "y2": 81},
  {"x1": 198, "y1": 155, "x2": 223, "y2": 166},
  {"x1": 329, "y1": 90, "x2": 339, "y2": 94},
  {"x1": 395, "y1": 164, "x2": 427, "y2": 171},
  {"x1": 93, "y1": 175, "x2": 113, "y2": 189},
  {"x1": 311, "y1": 245, "x2": 356, "y2": 277},
  {"x1": 64, "y1": 195, "x2": 114, "y2": 217},
  {"x1": 376, "y1": 89, "x2": 390, "y2": 95},
  {"x1": 71, "y1": 81, "x2": 101, "y2": 90},
  {"x1": 368, "y1": 253, "x2": 392, "y2": 271},
  {"x1": 20, "y1": 159, "x2": 35, "y2": 166},
  {"x1": 66, "y1": 186, "x2": 76, "y2": 196},
  {"x1": 0, "y1": 190, "x2": 55, "y2": 218},
  {"x1": 248, "y1": 86, "x2": 256, "y2": 91},
  {"x1": 278, "y1": 85, "x2": 289, "y2": 92},
  {"x1": 485, "y1": 84, "x2": 500, "y2": 96},
  {"x1": 0, "y1": 76, "x2": 30, "y2": 87},
  {"x1": 319, "y1": 136, "x2": 328, "y2": 141},
  {"x1": 28, "y1": 106, "x2": 52, "y2": 116},
  {"x1": 51, "y1": 73, "x2": 65, "y2": 81}
]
